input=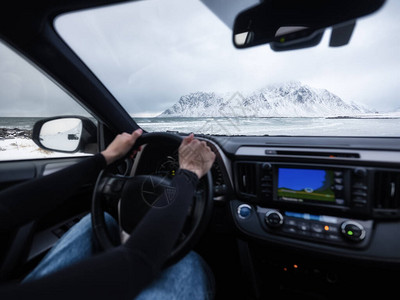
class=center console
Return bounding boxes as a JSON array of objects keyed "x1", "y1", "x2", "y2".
[
  {"x1": 237, "y1": 204, "x2": 373, "y2": 248},
  {"x1": 236, "y1": 161, "x2": 372, "y2": 215},
  {"x1": 232, "y1": 160, "x2": 400, "y2": 252}
]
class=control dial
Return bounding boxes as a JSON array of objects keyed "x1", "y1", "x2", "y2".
[
  {"x1": 237, "y1": 204, "x2": 252, "y2": 219},
  {"x1": 265, "y1": 210, "x2": 284, "y2": 228},
  {"x1": 354, "y1": 168, "x2": 367, "y2": 178},
  {"x1": 341, "y1": 221, "x2": 366, "y2": 242}
]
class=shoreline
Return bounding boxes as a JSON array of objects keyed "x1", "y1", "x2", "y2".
[
  {"x1": 0, "y1": 135, "x2": 92, "y2": 160},
  {"x1": 0, "y1": 128, "x2": 32, "y2": 140}
]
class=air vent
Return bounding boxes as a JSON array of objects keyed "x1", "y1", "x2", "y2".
[
  {"x1": 374, "y1": 171, "x2": 400, "y2": 213},
  {"x1": 236, "y1": 162, "x2": 258, "y2": 197}
]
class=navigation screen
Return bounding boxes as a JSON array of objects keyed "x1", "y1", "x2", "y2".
[{"x1": 277, "y1": 168, "x2": 336, "y2": 203}]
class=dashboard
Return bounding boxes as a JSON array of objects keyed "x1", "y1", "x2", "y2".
[{"x1": 135, "y1": 135, "x2": 400, "y2": 267}]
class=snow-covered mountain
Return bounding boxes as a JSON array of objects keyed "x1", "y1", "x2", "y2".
[{"x1": 158, "y1": 82, "x2": 371, "y2": 117}]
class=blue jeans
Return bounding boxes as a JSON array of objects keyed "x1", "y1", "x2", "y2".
[{"x1": 24, "y1": 213, "x2": 215, "y2": 300}]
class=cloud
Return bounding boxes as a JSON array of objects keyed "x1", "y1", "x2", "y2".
[
  {"x1": 0, "y1": 41, "x2": 92, "y2": 117},
  {"x1": 58, "y1": 0, "x2": 399, "y2": 114},
  {"x1": 2, "y1": 0, "x2": 400, "y2": 117}
]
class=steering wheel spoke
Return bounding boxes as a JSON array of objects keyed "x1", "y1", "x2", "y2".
[{"x1": 100, "y1": 174, "x2": 130, "y2": 197}]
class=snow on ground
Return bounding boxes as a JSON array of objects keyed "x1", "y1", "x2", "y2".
[{"x1": 0, "y1": 138, "x2": 92, "y2": 161}]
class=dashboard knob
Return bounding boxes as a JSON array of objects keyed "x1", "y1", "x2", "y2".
[
  {"x1": 262, "y1": 163, "x2": 272, "y2": 170},
  {"x1": 341, "y1": 221, "x2": 366, "y2": 242},
  {"x1": 354, "y1": 168, "x2": 367, "y2": 178},
  {"x1": 237, "y1": 204, "x2": 252, "y2": 219},
  {"x1": 265, "y1": 210, "x2": 284, "y2": 228}
]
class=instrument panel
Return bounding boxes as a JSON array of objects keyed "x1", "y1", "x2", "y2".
[
  {"x1": 227, "y1": 142, "x2": 400, "y2": 264},
  {"x1": 133, "y1": 135, "x2": 400, "y2": 265}
]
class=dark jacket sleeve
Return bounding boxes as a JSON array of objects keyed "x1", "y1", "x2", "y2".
[
  {"x1": 0, "y1": 169, "x2": 199, "y2": 300},
  {"x1": 0, "y1": 153, "x2": 106, "y2": 231}
]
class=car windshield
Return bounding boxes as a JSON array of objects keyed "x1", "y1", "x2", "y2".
[{"x1": 55, "y1": 0, "x2": 400, "y2": 136}]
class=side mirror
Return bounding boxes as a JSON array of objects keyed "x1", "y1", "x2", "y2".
[
  {"x1": 32, "y1": 116, "x2": 97, "y2": 153},
  {"x1": 233, "y1": 0, "x2": 386, "y2": 51}
]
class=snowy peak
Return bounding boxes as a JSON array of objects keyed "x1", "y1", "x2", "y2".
[
  {"x1": 159, "y1": 82, "x2": 370, "y2": 117},
  {"x1": 162, "y1": 92, "x2": 224, "y2": 117}
]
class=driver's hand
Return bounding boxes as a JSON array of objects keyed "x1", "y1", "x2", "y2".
[
  {"x1": 178, "y1": 133, "x2": 216, "y2": 179},
  {"x1": 101, "y1": 129, "x2": 143, "y2": 165}
]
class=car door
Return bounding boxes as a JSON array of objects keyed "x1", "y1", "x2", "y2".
[{"x1": 0, "y1": 39, "x2": 99, "y2": 280}]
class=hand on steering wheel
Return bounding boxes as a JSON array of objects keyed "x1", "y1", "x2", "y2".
[
  {"x1": 101, "y1": 129, "x2": 143, "y2": 165},
  {"x1": 179, "y1": 133, "x2": 216, "y2": 179},
  {"x1": 92, "y1": 131, "x2": 215, "y2": 267}
]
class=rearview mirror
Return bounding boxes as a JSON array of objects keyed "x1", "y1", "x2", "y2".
[
  {"x1": 32, "y1": 116, "x2": 97, "y2": 153},
  {"x1": 233, "y1": 0, "x2": 386, "y2": 51}
]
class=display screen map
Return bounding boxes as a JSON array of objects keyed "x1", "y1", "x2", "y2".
[{"x1": 277, "y1": 168, "x2": 336, "y2": 203}]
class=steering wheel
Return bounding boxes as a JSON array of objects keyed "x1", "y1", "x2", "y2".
[{"x1": 91, "y1": 132, "x2": 214, "y2": 266}]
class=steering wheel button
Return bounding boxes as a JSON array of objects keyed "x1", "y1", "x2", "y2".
[
  {"x1": 111, "y1": 179, "x2": 125, "y2": 192},
  {"x1": 102, "y1": 184, "x2": 112, "y2": 195}
]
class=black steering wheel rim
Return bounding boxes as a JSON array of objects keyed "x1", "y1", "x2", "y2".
[{"x1": 91, "y1": 131, "x2": 213, "y2": 266}]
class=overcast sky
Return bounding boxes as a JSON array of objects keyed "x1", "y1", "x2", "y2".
[{"x1": 1, "y1": 0, "x2": 400, "y2": 117}]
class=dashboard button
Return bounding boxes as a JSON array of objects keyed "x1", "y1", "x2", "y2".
[
  {"x1": 335, "y1": 198, "x2": 345, "y2": 205},
  {"x1": 283, "y1": 225, "x2": 297, "y2": 234},
  {"x1": 326, "y1": 225, "x2": 339, "y2": 233},
  {"x1": 297, "y1": 222, "x2": 310, "y2": 232},
  {"x1": 311, "y1": 232, "x2": 324, "y2": 239},
  {"x1": 334, "y1": 178, "x2": 343, "y2": 184},
  {"x1": 326, "y1": 234, "x2": 341, "y2": 242},
  {"x1": 334, "y1": 185, "x2": 344, "y2": 191},
  {"x1": 237, "y1": 204, "x2": 252, "y2": 219},
  {"x1": 311, "y1": 223, "x2": 324, "y2": 233},
  {"x1": 286, "y1": 219, "x2": 298, "y2": 227}
]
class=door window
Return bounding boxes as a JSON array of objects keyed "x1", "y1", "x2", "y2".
[{"x1": 0, "y1": 40, "x2": 95, "y2": 161}]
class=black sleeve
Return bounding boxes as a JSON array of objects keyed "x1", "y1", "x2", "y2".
[
  {"x1": 0, "y1": 153, "x2": 106, "y2": 231},
  {"x1": 0, "y1": 169, "x2": 199, "y2": 300}
]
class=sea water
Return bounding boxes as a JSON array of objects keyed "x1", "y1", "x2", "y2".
[
  {"x1": 1, "y1": 116, "x2": 400, "y2": 136},
  {"x1": 136, "y1": 117, "x2": 400, "y2": 136},
  {"x1": 1, "y1": 116, "x2": 399, "y2": 161}
]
